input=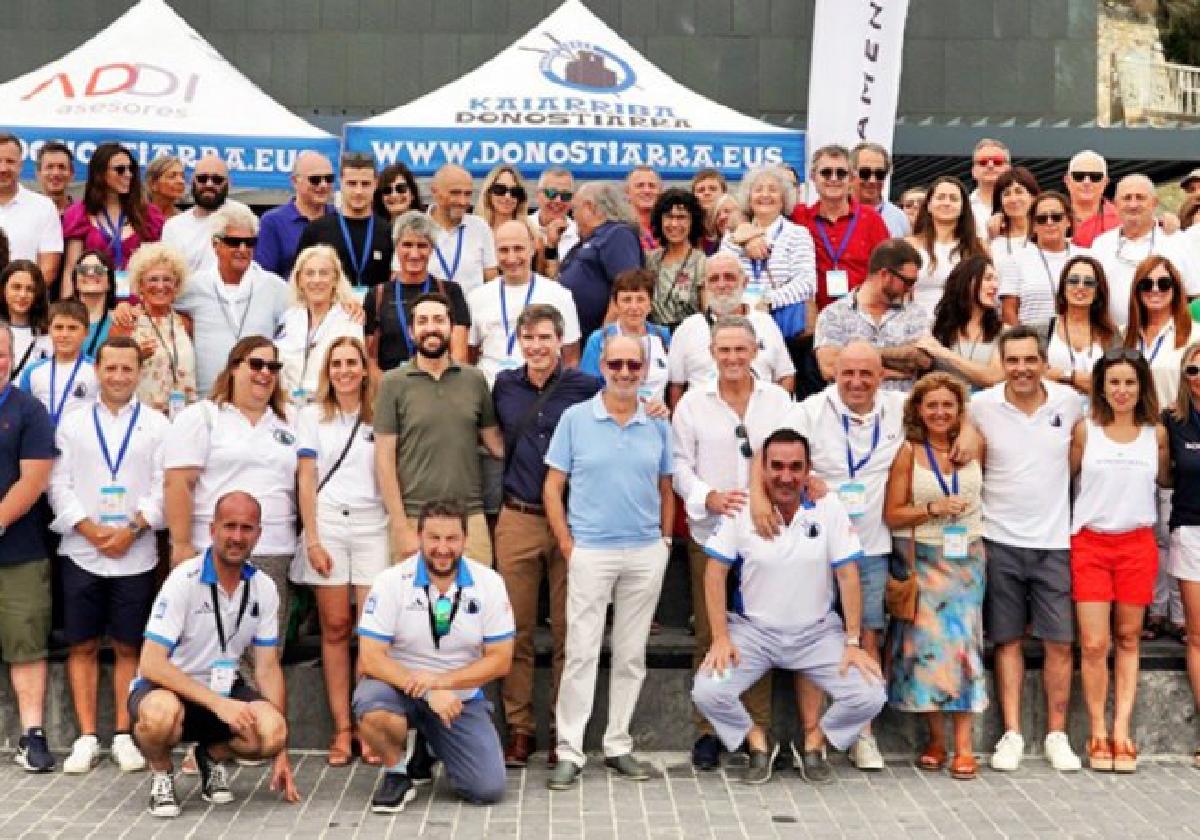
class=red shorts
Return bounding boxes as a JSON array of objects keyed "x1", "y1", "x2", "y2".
[{"x1": 1070, "y1": 526, "x2": 1157, "y2": 605}]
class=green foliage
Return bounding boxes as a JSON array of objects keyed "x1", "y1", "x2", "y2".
[{"x1": 1158, "y1": 0, "x2": 1200, "y2": 65}]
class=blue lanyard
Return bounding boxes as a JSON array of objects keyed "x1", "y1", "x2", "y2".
[
  {"x1": 500, "y1": 278, "x2": 537, "y2": 356},
  {"x1": 434, "y1": 226, "x2": 465, "y2": 281},
  {"x1": 99, "y1": 208, "x2": 126, "y2": 267},
  {"x1": 1141, "y1": 329, "x2": 1169, "y2": 364},
  {"x1": 336, "y1": 213, "x2": 376, "y2": 284},
  {"x1": 923, "y1": 440, "x2": 959, "y2": 496},
  {"x1": 93, "y1": 402, "x2": 141, "y2": 483},
  {"x1": 394, "y1": 278, "x2": 432, "y2": 357},
  {"x1": 814, "y1": 207, "x2": 860, "y2": 269},
  {"x1": 750, "y1": 219, "x2": 785, "y2": 282},
  {"x1": 49, "y1": 356, "x2": 85, "y2": 427},
  {"x1": 0, "y1": 384, "x2": 12, "y2": 416},
  {"x1": 842, "y1": 413, "x2": 881, "y2": 479}
]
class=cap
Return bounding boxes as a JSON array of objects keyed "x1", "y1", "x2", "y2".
[{"x1": 1183, "y1": 168, "x2": 1200, "y2": 190}]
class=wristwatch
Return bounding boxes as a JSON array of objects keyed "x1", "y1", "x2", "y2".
[
  {"x1": 126, "y1": 519, "x2": 148, "y2": 537},
  {"x1": 846, "y1": 635, "x2": 861, "y2": 648}
]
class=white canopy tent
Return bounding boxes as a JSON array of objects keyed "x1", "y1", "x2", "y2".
[
  {"x1": 0, "y1": 0, "x2": 338, "y2": 190},
  {"x1": 345, "y1": 0, "x2": 803, "y2": 180}
]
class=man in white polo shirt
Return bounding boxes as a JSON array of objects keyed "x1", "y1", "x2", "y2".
[
  {"x1": 692, "y1": 428, "x2": 884, "y2": 785},
  {"x1": 129, "y1": 491, "x2": 299, "y2": 818},
  {"x1": 970, "y1": 325, "x2": 1083, "y2": 773},
  {"x1": 0, "y1": 133, "x2": 63, "y2": 282},
  {"x1": 666, "y1": 253, "x2": 795, "y2": 407},
  {"x1": 427, "y1": 164, "x2": 498, "y2": 295},
  {"x1": 353, "y1": 500, "x2": 514, "y2": 813},
  {"x1": 161, "y1": 154, "x2": 250, "y2": 274}
]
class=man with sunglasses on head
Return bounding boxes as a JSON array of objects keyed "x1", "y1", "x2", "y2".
[
  {"x1": 161, "y1": 154, "x2": 250, "y2": 274},
  {"x1": 528, "y1": 167, "x2": 579, "y2": 278},
  {"x1": 297, "y1": 153, "x2": 393, "y2": 289},
  {"x1": 849, "y1": 142, "x2": 910, "y2": 238},
  {"x1": 1063, "y1": 150, "x2": 1119, "y2": 248},
  {"x1": 967, "y1": 139, "x2": 1011, "y2": 233},
  {"x1": 255, "y1": 150, "x2": 335, "y2": 279},
  {"x1": 427, "y1": 164, "x2": 498, "y2": 296}
]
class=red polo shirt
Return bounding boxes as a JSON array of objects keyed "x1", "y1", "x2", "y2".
[
  {"x1": 791, "y1": 199, "x2": 890, "y2": 309},
  {"x1": 1072, "y1": 200, "x2": 1120, "y2": 247}
]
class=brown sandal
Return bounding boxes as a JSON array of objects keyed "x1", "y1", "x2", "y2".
[
  {"x1": 1087, "y1": 736, "x2": 1113, "y2": 772},
  {"x1": 327, "y1": 728, "x2": 353, "y2": 767},
  {"x1": 1112, "y1": 739, "x2": 1138, "y2": 774},
  {"x1": 355, "y1": 731, "x2": 383, "y2": 766},
  {"x1": 949, "y1": 753, "x2": 978, "y2": 780},
  {"x1": 917, "y1": 744, "x2": 947, "y2": 771}
]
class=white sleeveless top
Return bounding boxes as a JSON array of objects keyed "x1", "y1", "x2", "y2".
[
  {"x1": 912, "y1": 242, "x2": 959, "y2": 316},
  {"x1": 1071, "y1": 420, "x2": 1158, "y2": 534}
]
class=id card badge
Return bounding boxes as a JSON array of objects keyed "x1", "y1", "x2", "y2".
[
  {"x1": 838, "y1": 481, "x2": 867, "y2": 519},
  {"x1": 209, "y1": 659, "x2": 237, "y2": 697},
  {"x1": 115, "y1": 270, "x2": 132, "y2": 301},
  {"x1": 826, "y1": 269, "x2": 850, "y2": 298},
  {"x1": 290, "y1": 387, "x2": 311, "y2": 405},
  {"x1": 498, "y1": 357, "x2": 521, "y2": 371},
  {"x1": 943, "y1": 524, "x2": 969, "y2": 560},
  {"x1": 743, "y1": 281, "x2": 766, "y2": 310},
  {"x1": 637, "y1": 385, "x2": 655, "y2": 400},
  {"x1": 98, "y1": 485, "x2": 128, "y2": 525},
  {"x1": 167, "y1": 390, "x2": 186, "y2": 420}
]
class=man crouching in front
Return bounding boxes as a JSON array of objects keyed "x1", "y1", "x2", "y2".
[{"x1": 354, "y1": 499, "x2": 514, "y2": 813}]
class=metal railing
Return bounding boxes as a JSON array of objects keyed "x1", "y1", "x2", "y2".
[{"x1": 1117, "y1": 56, "x2": 1200, "y2": 122}]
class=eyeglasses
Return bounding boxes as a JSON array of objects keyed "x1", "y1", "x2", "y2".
[
  {"x1": 241, "y1": 357, "x2": 283, "y2": 373},
  {"x1": 1136, "y1": 276, "x2": 1174, "y2": 293},
  {"x1": 604, "y1": 358, "x2": 644, "y2": 373},
  {"x1": 817, "y1": 167, "x2": 849, "y2": 181},
  {"x1": 1064, "y1": 274, "x2": 1098, "y2": 288},
  {"x1": 380, "y1": 183, "x2": 409, "y2": 196},
  {"x1": 489, "y1": 183, "x2": 527, "y2": 201},
  {"x1": 1070, "y1": 171, "x2": 1105, "y2": 183},
  {"x1": 194, "y1": 173, "x2": 227, "y2": 186},
  {"x1": 735, "y1": 424, "x2": 752, "y2": 459},
  {"x1": 109, "y1": 164, "x2": 133, "y2": 176},
  {"x1": 974, "y1": 155, "x2": 1007, "y2": 168},
  {"x1": 1102, "y1": 347, "x2": 1142, "y2": 363},
  {"x1": 1185, "y1": 364, "x2": 1200, "y2": 378},
  {"x1": 1034, "y1": 212, "x2": 1066, "y2": 225},
  {"x1": 542, "y1": 188, "x2": 574, "y2": 202},
  {"x1": 856, "y1": 167, "x2": 888, "y2": 182},
  {"x1": 901, "y1": 199, "x2": 924, "y2": 210},
  {"x1": 886, "y1": 267, "x2": 919, "y2": 286},
  {"x1": 305, "y1": 174, "x2": 336, "y2": 186},
  {"x1": 75, "y1": 264, "x2": 107, "y2": 277},
  {"x1": 218, "y1": 235, "x2": 258, "y2": 249}
]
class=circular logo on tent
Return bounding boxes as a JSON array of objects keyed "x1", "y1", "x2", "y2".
[{"x1": 539, "y1": 40, "x2": 636, "y2": 93}]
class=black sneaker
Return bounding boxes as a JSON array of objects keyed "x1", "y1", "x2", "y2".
[
  {"x1": 15, "y1": 727, "x2": 54, "y2": 773},
  {"x1": 742, "y1": 739, "x2": 779, "y2": 785},
  {"x1": 691, "y1": 734, "x2": 721, "y2": 771},
  {"x1": 371, "y1": 772, "x2": 417, "y2": 814},
  {"x1": 795, "y1": 743, "x2": 833, "y2": 785},
  {"x1": 194, "y1": 745, "x2": 234, "y2": 804},
  {"x1": 148, "y1": 772, "x2": 181, "y2": 818},
  {"x1": 408, "y1": 732, "x2": 436, "y2": 785}
]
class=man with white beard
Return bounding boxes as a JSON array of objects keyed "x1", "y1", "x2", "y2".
[{"x1": 667, "y1": 252, "x2": 794, "y2": 407}]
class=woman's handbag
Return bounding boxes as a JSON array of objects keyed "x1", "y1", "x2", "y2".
[{"x1": 884, "y1": 529, "x2": 918, "y2": 623}]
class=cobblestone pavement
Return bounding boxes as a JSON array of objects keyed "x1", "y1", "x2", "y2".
[{"x1": 4, "y1": 749, "x2": 1200, "y2": 838}]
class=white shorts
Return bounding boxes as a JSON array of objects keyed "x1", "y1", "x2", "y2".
[
  {"x1": 1169, "y1": 527, "x2": 1200, "y2": 583},
  {"x1": 291, "y1": 503, "x2": 390, "y2": 587}
]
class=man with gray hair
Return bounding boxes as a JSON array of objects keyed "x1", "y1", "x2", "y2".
[
  {"x1": 161, "y1": 154, "x2": 251, "y2": 274},
  {"x1": 528, "y1": 166, "x2": 579, "y2": 276},
  {"x1": 559, "y1": 182, "x2": 644, "y2": 339},
  {"x1": 967, "y1": 138, "x2": 1011, "y2": 232},
  {"x1": 1064, "y1": 149, "x2": 1118, "y2": 247},
  {"x1": 849, "y1": 142, "x2": 909, "y2": 237}
]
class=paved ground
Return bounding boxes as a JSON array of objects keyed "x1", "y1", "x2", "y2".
[{"x1": 4, "y1": 748, "x2": 1200, "y2": 838}]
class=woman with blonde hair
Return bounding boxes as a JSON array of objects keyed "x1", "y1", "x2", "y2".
[
  {"x1": 274, "y1": 244, "x2": 363, "y2": 404},
  {"x1": 125, "y1": 242, "x2": 197, "y2": 416},
  {"x1": 144, "y1": 155, "x2": 186, "y2": 221}
]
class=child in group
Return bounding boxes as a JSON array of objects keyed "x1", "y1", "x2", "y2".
[{"x1": 19, "y1": 298, "x2": 99, "y2": 427}]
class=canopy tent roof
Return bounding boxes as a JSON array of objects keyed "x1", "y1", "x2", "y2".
[
  {"x1": 0, "y1": 0, "x2": 338, "y2": 190},
  {"x1": 345, "y1": 0, "x2": 803, "y2": 180}
]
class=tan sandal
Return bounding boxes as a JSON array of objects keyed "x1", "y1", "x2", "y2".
[
  {"x1": 950, "y1": 753, "x2": 978, "y2": 780},
  {"x1": 327, "y1": 728, "x2": 353, "y2": 767},
  {"x1": 1112, "y1": 739, "x2": 1137, "y2": 774},
  {"x1": 1087, "y1": 736, "x2": 1113, "y2": 772},
  {"x1": 917, "y1": 744, "x2": 946, "y2": 771}
]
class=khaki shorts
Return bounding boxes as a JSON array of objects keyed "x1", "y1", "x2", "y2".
[{"x1": 0, "y1": 559, "x2": 52, "y2": 663}]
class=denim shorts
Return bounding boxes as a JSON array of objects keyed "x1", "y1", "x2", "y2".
[{"x1": 843, "y1": 553, "x2": 888, "y2": 631}]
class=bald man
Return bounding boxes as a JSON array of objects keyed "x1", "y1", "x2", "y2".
[
  {"x1": 428, "y1": 164, "x2": 498, "y2": 295},
  {"x1": 162, "y1": 154, "x2": 251, "y2": 273},
  {"x1": 255, "y1": 150, "x2": 335, "y2": 278}
]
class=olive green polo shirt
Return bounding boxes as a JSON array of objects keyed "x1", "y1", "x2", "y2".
[{"x1": 374, "y1": 360, "x2": 497, "y2": 515}]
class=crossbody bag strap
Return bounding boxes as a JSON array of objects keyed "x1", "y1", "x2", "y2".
[{"x1": 316, "y1": 415, "x2": 363, "y2": 494}]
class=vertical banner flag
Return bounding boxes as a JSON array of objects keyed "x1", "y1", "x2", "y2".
[{"x1": 805, "y1": 0, "x2": 910, "y2": 199}]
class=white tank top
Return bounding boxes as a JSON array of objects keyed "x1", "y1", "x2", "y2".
[{"x1": 1071, "y1": 420, "x2": 1158, "y2": 534}]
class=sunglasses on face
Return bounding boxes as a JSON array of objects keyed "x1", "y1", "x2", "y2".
[
  {"x1": 380, "y1": 183, "x2": 409, "y2": 196},
  {"x1": 489, "y1": 183, "x2": 526, "y2": 201},
  {"x1": 1137, "y1": 276, "x2": 1174, "y2": 293},
  {"x1": 1035, "y1": 212, "x2": 1066, "y2": 224},
  {"x1": 857, "y1": 167, "x2": 888, "y2": 182},
  {"x1": 305, "y1": 174, "x2": 336, "y2": 186},
  {"x1": 1064, "y1": 274, "x2": 1098, "y2": 288},
  {"x1": 194, "y1": 173, "x2": 226, "y2": 186},
  {"x1": 1185, "y1": 364, "x2": 1200, "y2": 378},
  {"x1": 75, "y1": 264, "x2": 107, "y2": 277},
  {"x1": 604, "y1": 358, "x2": 644, "y2": 373},
  {"x1": 1070, "y1": 171, "x2": 1105, "y2": 183},
  {"x1": 542, "y1": 188, "x2": 574, "y2": 202},
  {"x1": 735, "y1": 424, "x2": 752, "y2": 458},
  {"x1": 109, "y1": 164, "x2": 133, "y2": 176},
  {"x1": 817, "y1": 167, "x2": 849, "y2": 181},
  {"x1": 974, "y1": 156, "x2": 1007, "y2": 167},
  {"x1": 1103, "y1": 347, "x2": 1142, "y2": 363},
  {"x1": 219, "y1": 235, "x2": 258, "y2": 249},
  {"x1": 241, "y1": 357, "x2": 283, "y2": 373}
]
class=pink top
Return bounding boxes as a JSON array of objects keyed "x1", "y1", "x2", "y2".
[{"x1": 62, "y1": 202, "x2": 164, "y2": 269}]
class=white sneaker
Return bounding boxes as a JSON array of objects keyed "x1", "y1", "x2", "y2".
[
  {"x1": 112, "y1": 733, "x2": 147, "y2": 773},
  {"x1": 1043, "y1": 731, "x2": 1082, "y2": 771},
  {"x1": 850, "y1": 733, "x2": 885, "y2": 771},
  {"x1": 990, "y1": 730, "x2": 1025, "y2": 771},
  {"x1": 63, "y1": 734, "x2": 102, "y2": 774}
]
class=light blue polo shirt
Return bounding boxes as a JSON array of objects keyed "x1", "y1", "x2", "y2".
[{"x1": 544, "y1": 392, "x2": 673, "y2": 549}]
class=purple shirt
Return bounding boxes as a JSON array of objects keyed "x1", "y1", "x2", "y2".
[{"x1": 254, "y1": 199, "x2": 333, "y2": 279}]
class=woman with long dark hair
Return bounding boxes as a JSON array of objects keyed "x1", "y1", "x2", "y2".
[
  {"x1": 371, "y1": 162, "x2": 423, "y2": 220},
  {"x1": 916, "y1": 255, "x2": 1004, "y2": 389},
  {"x1": 988, "y1": 167, "x2": 1040, "y2": 256},
  {"x1": 0, "y1": 259, "x2": 52, "y2": 378},
  {"x1": 906, "y1": 176, "x2": 988, "y2": 316}
]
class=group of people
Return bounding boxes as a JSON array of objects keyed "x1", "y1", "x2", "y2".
[{"x1": 2, "y1": 128, "x2": 1200, "y2": 817}]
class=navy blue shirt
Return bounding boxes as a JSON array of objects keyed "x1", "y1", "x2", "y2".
[
  {"x1": 558, "y1": 221, "x2": 643, "y2": 339},
  {"x1": 255, "y1": 200, "x2": 335, "y2": 280},
  {"x1": 1166, "y1": 408, "x2": 1200, "y2": 529},
  {"x1": 0, "y1": 385, "x2": 56, "y2": 566},
  {"x1": 493, "y1": 365, "x2": 601, "y2": 505}
]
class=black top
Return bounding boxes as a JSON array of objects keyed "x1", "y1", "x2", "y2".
[
  {"x1": 297, "y1": 212, "x2": 393, "y2": 288},
  {"x1": 1166, "y1": 408, "x2": 1200, "y2": 530},
  {"x1": 363, "y1": 278, "x2": 471, "y2": 372}
]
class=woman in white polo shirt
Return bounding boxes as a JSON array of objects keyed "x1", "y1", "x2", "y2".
[
  {"x1": 293, "y1": 336, "x2": 388, "y2": 767},
  {"x1": 163, "y1": 336, "x2": 300, "y2": 640}
]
